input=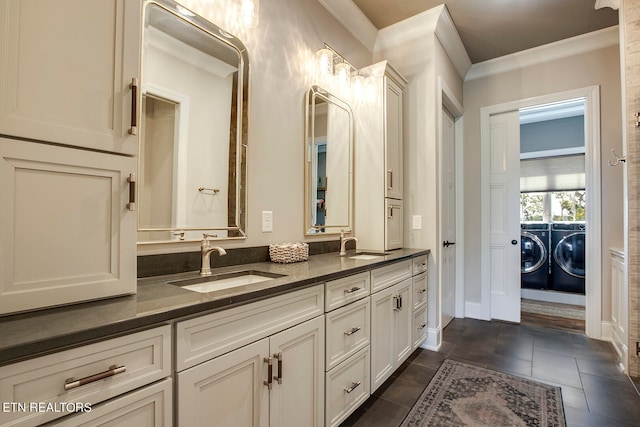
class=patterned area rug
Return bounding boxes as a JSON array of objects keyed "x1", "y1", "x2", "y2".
[{"x1": 401, "y1": 359, "x2": 565, "y2": 427}]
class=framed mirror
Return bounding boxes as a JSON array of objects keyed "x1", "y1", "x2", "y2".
[
  {"x1": 138, "y1": 0, "x2": 248, "y2": 243},
  {"x1": 304, "y1": 86, "x2": 353, "y2": 235}
]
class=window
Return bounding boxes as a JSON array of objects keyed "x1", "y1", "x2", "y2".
[
  {"x1": 520, "y1": 190, "x2": 585, "y2": 222},
  {"x1": 551, "y1": 191, "x2": 585, "y2": 222}
]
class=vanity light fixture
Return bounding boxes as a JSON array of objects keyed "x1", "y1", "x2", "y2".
[
  {"x1": 335, "y1": 61, "x2": 352, "y2": 87},
  {"x1": 240, "y1": 0, "x2": 259, "y2": 28},
  {"x1": 352, "y1": 72, "x2": 366, "y2": 95},
  {"x1": 316, "y1": 43, "x2": 359, "y2": 85},
  {"x1": 316, "y1": 46, "x2": 334, "y2": 76}
]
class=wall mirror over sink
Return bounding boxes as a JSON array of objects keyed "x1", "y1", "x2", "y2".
[
  {"x1": 137, "y1": 0, "x2": 249, "y2": 244},
  {"x1": 304, "y1": 86, "x2": 353, "y2": 235}
]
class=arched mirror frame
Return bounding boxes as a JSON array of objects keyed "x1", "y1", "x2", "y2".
[
  {"x1": 304, "y1": 85, "x2": 354, "y2": 236},
  {"x1": 137, "y1": 0, "x2": 249, "y2": 244}
]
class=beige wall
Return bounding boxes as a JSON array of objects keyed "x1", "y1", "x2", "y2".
[
  {"x1": 463, "y1": 45, "x2": 624, "y2": 320},
  {"x1": 139, "y1": 0, "x2": 372, "y2": 253}
]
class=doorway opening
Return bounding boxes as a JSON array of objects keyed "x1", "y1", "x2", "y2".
[
  {"x1": 481, "y1": 85, "x2": 601, "y2": 339},
  {"x1": 519, "y1": 99, "x2": 587, "y2": 333}
]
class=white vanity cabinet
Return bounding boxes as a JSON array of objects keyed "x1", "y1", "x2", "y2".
[
  {"x1": 354, "y1": 61, "x2": 407, "y2": 252},
  {"x1": 0, "y1": 325, "x2": 172, "y2": 427},
  {"x1": 175, "y1": 285, "x2": 325, "y2": 427},
  {"x1": 369, "y1": 260, "x2": 413, "y2": 392},
  {"x1": 412, "y1": 256, "x2": 428, "y2": 350},
  {"x1": 323, "y1": 273, "x2": 371, "y2": 427},
  {"x1": 0, "y1": 0, "x2": 141, "y2": 155},
  {"x1": 0, "y1": 137, "x2": 137, "y2": 315}
]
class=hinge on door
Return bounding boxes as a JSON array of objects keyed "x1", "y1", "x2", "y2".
[{"x1": 636, "y1": 342, "x2": 639, "y2": 356}]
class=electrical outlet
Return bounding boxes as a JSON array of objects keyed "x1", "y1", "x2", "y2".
[
  {"x1": 262, "y1": 211, "x2": 273, "y2": 232},
  {"x1": 412, "y1": 215, "x2": 422, "y2": 230}
]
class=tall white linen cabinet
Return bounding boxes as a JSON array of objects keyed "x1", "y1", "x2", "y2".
[
  {"x1": 354, "y1": 61, "x2": 407, "y2": 252},
  {"x1": 0, "y1": 0, "x2": 139, "y2": 314}
]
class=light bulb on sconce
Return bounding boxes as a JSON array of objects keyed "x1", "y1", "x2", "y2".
[
  {"x1": 240, "y1": 0, "x2": 259, "y2": 28},
  {"x1": 316, "y1": 47, "x2": 334, "y2": 76},
  {"x1": 335, "y1": 62, "x2": 351, "y2": 87},
  {"x1": 352, "y1": 73, "x2": 366, "y2": 95}
]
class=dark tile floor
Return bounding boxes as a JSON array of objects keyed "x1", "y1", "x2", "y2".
[{"x1": 341, "y1": 318, "x2": 640, "y2": 427}]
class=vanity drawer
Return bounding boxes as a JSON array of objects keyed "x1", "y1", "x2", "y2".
[
  {"x1": 0, "y1": 325, "x2": 171, "y2": 427},
  {"x1": 413, "y1": 271, "x2": 428, "y2": 310},
  {"x1": 413, "y1": 305, "x2": 428, "y2": 350},
  {"x1": 325, "y1": 272, "x2": 370, "y2": 311},
  {"x1": 370, "y1": 260, "x2": 412, "y2": 293},
  {"x1": 413, "y1": 255, "x2": 428, "y2": 275},
  {"x1": 48, "y1": 378, "x2": 172, "y2": 426},
  {"x1": 325, "y1": 298, "x2": 370, "y2": 370},
  {"x1": 325, "y1": 346, "x2": 370, "y2": 427},
  {"x1": 176, "y1": 284, "x2": 324, "y2": 371}
]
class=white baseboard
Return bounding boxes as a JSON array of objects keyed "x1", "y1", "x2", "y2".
[
  {"x1": 601, "y1": 321, "x2": 613, "y2": 341},
  {"x1": 421, "y1": 327, "x2": 441, "y2": 351},
  {"x1": 611, "y1": 334, "x2": 629, "y2": 374}
]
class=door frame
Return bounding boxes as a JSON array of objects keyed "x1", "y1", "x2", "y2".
[
  {"x1": 478, "y1": 85, "x2": 602, "y2": 338},
  {"x1": 437, "y1": 77, "x2": 465, "y2": 333}
]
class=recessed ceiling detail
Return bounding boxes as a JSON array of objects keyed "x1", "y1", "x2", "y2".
[{"x1": 352, "y1": 0, "x2": 619, "y2": 63}]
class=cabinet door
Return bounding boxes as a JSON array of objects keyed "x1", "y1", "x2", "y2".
[
  {"x1": 370, "y1": 285, "x2": 395, "y2": 392},
  {"x1": 0, "y1": 0, "x2": 140, "y2": 155},
  {"x1": 384, "y1": 77, "x2": 403, "y2": 199},
  {"x1": 270, "y1": 316, "x2": 325, "y2": 427},
  {"x1": 385, "y1": 199, "x2": 403, "y2": 250},
  {"x1": 177, "y1": 338, "x2": 270, "y2": 427},
  {"x1": 394, "y1": 278, "x2": 413, "y2": 366},
  {"x1": 0, "y1": 138, "x2": 136, "y2": 315}
]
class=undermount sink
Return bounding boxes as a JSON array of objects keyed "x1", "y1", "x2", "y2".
[
  {"x1": 169, "y1": 270, "x2": 286, "y2": 293},
  {"x1": 348, "y1": 252, "x2": 388, "y2": 260}
]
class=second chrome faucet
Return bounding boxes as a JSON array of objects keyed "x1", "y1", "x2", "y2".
[{"x1": 200, "y1": 234, "x2": 226, "y2": 276}]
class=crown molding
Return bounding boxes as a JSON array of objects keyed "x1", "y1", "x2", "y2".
[
  {"x1": 318, "y1": 0, "x2": 378, "y2": 51},
  {"x1": 465, "y1": 26, "x2": 620, "y2": 81},
  {"x1": 374, "y1": 5, "x2": 471, "y2": 79}
]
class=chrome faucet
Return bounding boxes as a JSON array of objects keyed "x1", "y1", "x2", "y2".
[
  {"x1": 340, "y1": 231, "x2": 358, "y2": 256},
  {"x1": 200, "y1": 234, "x2": 227, "y2": 277}
]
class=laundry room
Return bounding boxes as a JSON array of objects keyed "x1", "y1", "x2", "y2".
[{"x1": 519, "y1": 98, "x2": 587, "y2": 331}]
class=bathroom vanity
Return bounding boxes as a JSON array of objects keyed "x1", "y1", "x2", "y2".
[{"x1": 0, "y1": 249, "x2": 428, "y2": 426}]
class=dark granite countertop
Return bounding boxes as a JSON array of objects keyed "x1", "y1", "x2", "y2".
[{"x1": 0, "y1": 248, "x2": 428, "y2": 366}]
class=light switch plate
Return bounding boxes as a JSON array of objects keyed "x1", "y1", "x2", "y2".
[
  {"x1": 412, "y1": 215, "x2": 422, "y2": 230},
  {"x1": 262, "y1": 211, "x2": 273, "y2": 232}
]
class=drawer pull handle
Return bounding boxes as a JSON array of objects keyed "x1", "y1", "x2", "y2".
[
  {"x1": 418, "y1": 324, "x2": 427, "y2": 330},
  {"x1": 344, "y1": 287, "x2": 361, "y2": 294},
  {"x1": 344, "y1": 327, "x2": 361, "y2": 336},
  {"x1": 418, "y1": 289, "x2": 427, "y2": 294},
  {"x1": 393, "y1": 295, "x2": 403, "y2": 311},
  {"x1": 344, "y1": 381, "x2": 361, "y2": 394},
  {"x1": 274, "y1": 352, "x2": 283, "y2": 385},
  {"x1": 64, "y1": 365, "x2": 126, "y2": 391},
  {"x1": 127, "y1": 173, "x2": 136, "y2": 211},
  {"x1": 128, "y1": 77, "x2": 138, "y2": 135},
  {"x1": 264, "y1": 357, "x2": 273, "y2": 390}
]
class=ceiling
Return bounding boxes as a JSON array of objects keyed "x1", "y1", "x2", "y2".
[{"x1": 351, "y1": 0, "x2": 619, "y2": 63}]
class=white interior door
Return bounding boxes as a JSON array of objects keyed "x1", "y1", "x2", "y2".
[
  {"x1": 489, "y1": 111, "x2": 521, "y2": 322},
  {"x1": 441, "y1": 108, "x2": 456, "y2": 327}
]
